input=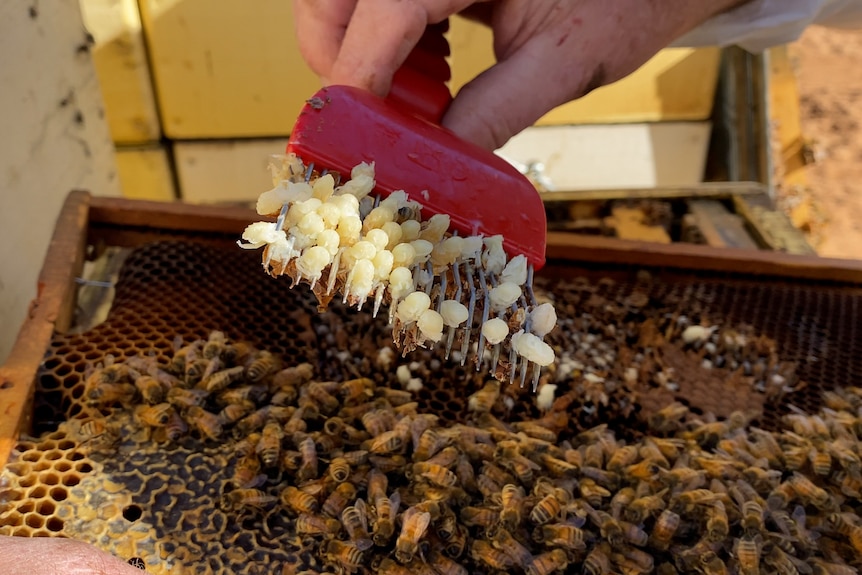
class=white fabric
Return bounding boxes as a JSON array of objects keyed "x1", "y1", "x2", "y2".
[{"x1": 672, "y1": 0, "x2": 862, "y2": 53}]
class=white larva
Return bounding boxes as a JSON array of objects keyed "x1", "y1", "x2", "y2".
[
  {"x1": 365, "y1": 228, "x2": 390, "y2": 251},
  {"x1": 345, "y1": 240, "x2": 377, "y2": 266},
  {"x1": 286, "y1": 198, "x2": 323, "y2": 229},
  {"x1": 430, "y1": 236, "x2": 463, "y2": 270},
  {"x1": 296, "y1": 246, "x2": 332, "y2": 287},
  {"x1": 481, "y1": 318, "x2": 509, "y2": 345},
  {"x1": 238, "y1": 222, "x2": 284, "y2": 249},
  {"x1": 419, "y1": 214, "x2": 450, "y2": 244},
  {"x1": 316, "y1": 202, "x2": 342, "y2": 229},
  {"x1": 256, "y1": 180, "x2": 313, "y2": 216},
  {"x1": 336, "y1": 215, "x2": 362, "y2": 247},
  {"x1": 529, "y1": 303, "x2": 557, "y2": 337},
  {"x1": 400, "y1": 220, "x2": 421, "y2": 242},
  {"x1": 345, "y1": 258, "x2": 375, "y2": 303},
  {"x1": 681, "y1": 325, "x2": 715, "y2": 345},
  {"x1": 536, "y1": 383, "x2": 558, "y2": 411},
  {"x1": 417, "y1": 309, "x2": 444, "y2": 343},
  {"x1": 372, "y1": 250, "x2": 394, "y2": 281},
  {"x1": 381, "y1": 221, "x2": 403, "y2": 249},
  {"x1": 482, "y1": 235, "x2": 507, "y2": 275},
  {"x1": 489, "y1": 282, "x2": 522, "y2": 312},
  {"x1": 439, "y1": 300, "x2": 469, "y2": 327},
  {"x1": 460, "y1": 235, "x2": 484, "y2": 260},
  {"x1": 363, "y1": 206, "x2": 396, "y2": 231},
  {"x1": 391, "y1": 243, "x2": 416, "y2": 269},
  {"x1": 388, "y1": 267, "x2": 414, "y2": 302},
  {"x1": 410, "y1": 240, "x2": 434, "y2": 265},
  {"x1": 312, "y1": 173, "x2": 335, "y2": 201},
  {"x1": 396, "y1": 365, "x2": 411, "y2": 385},
  {"x1": 330, "y1": 194, "x2": 360, "y2": 218},
  {"x1": 316, "y1": 229, "x2": 341, "y2": 255},
  {"x1": 511, "y1": 330, "x2": 555, "y2": 366},
  {"x1": 501, "y1": 254, "x2": 528, "y2": 286},
  {"x1": 396, "y1": 291, "x2": 431, "y2": 324}
]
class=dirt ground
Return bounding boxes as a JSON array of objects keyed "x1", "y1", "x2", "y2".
[{"x1": 782, "y1": 26, "x2": 862, "y2": 259}]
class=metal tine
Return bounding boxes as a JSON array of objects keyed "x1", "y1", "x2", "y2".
[
  {"x1": 525, "y1": 265, "x2": 538, "y2": 306},
  {"x1": 486, "y1": 272, "x2": 503, "y2": 373},
  {"x1": 508, "y1": 346, "x2": 518, "y2": 385},
  {"x1": 424, "y1": 261, "x2": 435, "y2": 296},
  {"x1": 326, "y1": 248, "x2": 342, "y2": 296},
  {"x1": 530, "y1": 363, "x2": 542, "y2": 392},
  {"x1": 445, "y1": 260, "x2": 463, "y2": 360},
  {"x1": 519, "y1": 358, "x2": 529, "y2": 389},
  {"x1": 460, "y1": 261, "x2": 478, "y2": 366},
  {"x1": 276, "y1": 162, "x2": 315, "y2": 232},
  {"x1": 475, "y1": 265, "x2": 490, "y2": 372}
]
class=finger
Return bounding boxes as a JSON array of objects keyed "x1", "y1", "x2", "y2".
[
  {"x1": 293, "y1": 0, "x2": 357, "y2": 81},
  {"x1": 442, "y1": 32, "x2": 602, "y2": 150},
  {"x1": 0, "y1": 536, "x2": 144, "y2": 575},
  {"x1": 329, "y1": 0, "x2": 476, "y2": 95}
]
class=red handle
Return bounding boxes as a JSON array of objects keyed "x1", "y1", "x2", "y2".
[{"x1": 385, "y1": 20, "x2": 453, "y2": 125}]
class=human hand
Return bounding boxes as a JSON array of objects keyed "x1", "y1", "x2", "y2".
[
  {"x1": 294, "y1": 0, "x2": 750, "y2": 150},
  {"x1": 0, "y1": 536, "x2": 144, "y2": 575}
]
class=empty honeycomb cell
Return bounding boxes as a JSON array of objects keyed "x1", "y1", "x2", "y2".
[
  {"x1": 42, "y1": 450, "x2": 62, "y2": 461},
  {"x1": 39, "y1": 374, "x2": 61, "y2": 390},
  {"x1": 74, "y1": 461, "x2": 93, "y2": 474},
  {"x1": 27, "y1": 486, "x2": 48, "y2": 500},
  {"x1": 20, "y1": 451, "x2": 40, "y2": 463},
  {"x1": 36, "y1": 500, "x2": 55, "y2": 516},
  {"x1": 49, "y1": 487, "x2": 67, "y2": 502},
  {"x1": 62, "y1": 474, "x2": 81, "y2": 487},
  {"x1": 65, "y1": 352, "x2": 83, "y2": 364},
  {"x1": 57, "y1": 439, "x2": 75, "y2": 451},
  {"x1": 45, "y1": 517, "x2": 65, "y2": 533},
  {"x1": 55, "y1": 364, "x2": 72, "y2": 377},
  {"x1": 17, "y1": 501, "x2": 35, "y2": 514},
  {"x1": 0, "y1": 511, "x2": 23, "y2": 527},
  {"x1": 40, "y1": 472, "x2": 60, "y2": 486},
  {"x1": 4, "y1": 462, "x2": 30, "y2": 477},
  {"x1": 11, "y1": 528, "x2": 29, "y2": 537}
]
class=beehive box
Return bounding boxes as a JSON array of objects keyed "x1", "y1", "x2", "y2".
[{"x1": 3, "y1": 193, "x2": 862, "y2": 574}]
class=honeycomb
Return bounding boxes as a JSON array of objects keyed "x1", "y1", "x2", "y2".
[{"x1": 2, "y1": 238, "x2": 862, "y2": 574}]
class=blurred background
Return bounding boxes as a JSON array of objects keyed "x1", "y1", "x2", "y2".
[{"x1": 0, "y1": 0, "x2": 860, "y2": 363}]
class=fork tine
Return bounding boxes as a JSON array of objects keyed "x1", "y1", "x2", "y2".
[{"x1": 475, "y1": 265, "x2": 490, "y2": 371}]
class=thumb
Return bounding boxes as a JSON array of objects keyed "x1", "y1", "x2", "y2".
[
  {"x1": 0, "y1": 536, "x2": 146, "y2": 575},
  {"x1": 441, "y1": 33, "x2": 604, "y2": 151}
]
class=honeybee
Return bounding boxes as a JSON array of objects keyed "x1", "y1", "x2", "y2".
[
  {"x1": 470, "y1": 539, "x2": 514, "y2": 570},
  {"x1": 673, "y1": 489, "x2": 723, "y2": 512},
  {"x1": 322, "y1": 482, "x2": 357, "y2": 518},
  {"x1": 789, "y1": 472, "x2": 833, "y2": 510},
  {"x1": 525, "y1": 549, "x2": 568, "y2": 575},
  {"x1": 201, "y1": 365, "x2": 245, "y2": 393},
  {"x1": 530, "y1": 493, "x2": 562, "y2": 525},
  {"x1": 763, "y1": 542, "x2": 801, "y2": 575},
  {"x1": 699, "y1": 551, "x2": 728, "y2": 575},
  {"x1": 499, "y1": 483, "x2": 525, "y2": 529},
  {"x1": 811, "y1": 559, "x2": 857, "y2": 575},
  {"x1": 185, "y1": 358, "x2": 211, "y2": 386},
  {"x1": 625, "y1": 490, "x2": 667, "y2": 523},
  {"x1": 133, "y1": 402, "x2": 174, "y2": 427},
  {"x1": 444, "y1": 524, "x2": 467, "y2": 559},
  {"x1": 412, "y1": 462, "x2": 457, "y2": 488},
  {"x1": 583, "y1": 542, "x2": 611, "y2": 575},
  {"x1": 617, "y1": 546, "x2": 655, "y2": 573},
  {"x1": 218, "y1": 401, "x2": 253, "y2": 426},
  {"x1": 254, "y1": 420, "x2": 282, "y2": 468},
  {"x1": 649, "y1": 402, "x2": 689, "y2": 433},
  {"x1": 740, "y1": 499, "x2": 764, "y2": 534},
  {"x1": 395, "y1": 506, "x2": 431, "y2": 564},
  {"x1": 185, "y1": 406, "x2": 223, "y2": 440},
  {"x1": 467, "y1": 380, "x2": 500, "y2": 413},
  {"x1": 158, "y1": 409, "x2": 187, "y2": 442},
  {"x1": 767, "y1": 481, "x2": 796, "y2": 511},
  {"x1": 649, "y1": 509, "x2": 680, "y2": 551},
  {"x1": 537, "y1": 522, "x2": 587, "y2": 551},
  {"x1": 579, "y1": 478, "x2": 612, "y2": 507},
  {"x1": 166, "y1": 386, "x2": 208, "y2": 409},
  {"x1": 368, "y1": 430, "x2": 403, "y2": 455},
  {"x1": 706, "y1": 500, "x2": 729, "y2": 542},
  {"x1": 809, "y1": 445, "x2": 833, "y2": 476},
  {"x1": 620, "y1": 519, "x2": 649, "y2": 547},
  {"x1": 308, "y1": 380, "x2": 340, "y2": 414},
  {"x1": 324, "y1": 540, "x2": 364, "y2": 574},
  {"x1": 511, "y1": 421, "x2": 559, "y2": 443},
  {"x1": 340, "y1": 498, "x2": 373, "y2": 551},
  {"x1": 297, "y1": 435, "x2": 319, "y2": 481},
  {"x1": 295, "y1": 512, "x2": 341, "y2": 537},
  {"x1": 85, "y1": 382, "x2": 136, "y2": 407},
  {"x1": 491, "y1": 526, "x2": 533, "y2": 565},
  {"x1": 338, "y1": 377, "x2": 374, "y2": 405},
  {"x1": 460, "y1": 506, "x2": 498, "y2": 529},
  {"x1": 426, "y1": 549, "x2": 468, "y2": 575},
  {"x1": 361, "y1": 408, "x2": 396, "y2": 437},
  {"x1": 231, "y1": 451, "x2": 266, "y2": 489},
  {"x1": 221, "y1": 488, "x2": 276, "y2": 512},
  {"x1": 607, "y1": 445, "x2": 640, "y2": 473},
  {"x1": 734, "y1": 535, "x2": 762, "y2": 575},
  {"x1": 536, "y1": 454, "x2": 578, "y2": 478},
  {"x1": 246, "y1": 350, "x2": 281, "y2": 382},
  {"x1": 280, "y1": 485, "x2": 319, "y2": 514},
  {"x1": 742, "y1": 466, "x2": 782, "y2": 492},
  {"x1": 412, "y1": 428, "x2": 447, "y2": 461},
  {"x1": 171, "y1": 337, "x2": 202, "y2": 373},
  {"x1": 372, "y1": 491, "x2": 401, "y2": 546},
  {"x1": 133, "y1": 374, "x2": 168, "y2": 405},
  {"x1": 202, "y1": 330, "x2": 227, "y2": 359},
  {"x1": 369, "y1": 454, "x2": 408, "y2": 473},
  {"x1": 327, "y1": 456, "x2": 350, "y2": 483},
  {"x1": 625, "y1": 459, "x2": 662, "y2": 481},
  {"x1": 377, "y1": 558, "x2": 413, "y2": 575}
]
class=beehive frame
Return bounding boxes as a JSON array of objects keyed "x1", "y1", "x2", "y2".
[{"x1": 4, "y1": 190, "x2": 862, "y2": 471}]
